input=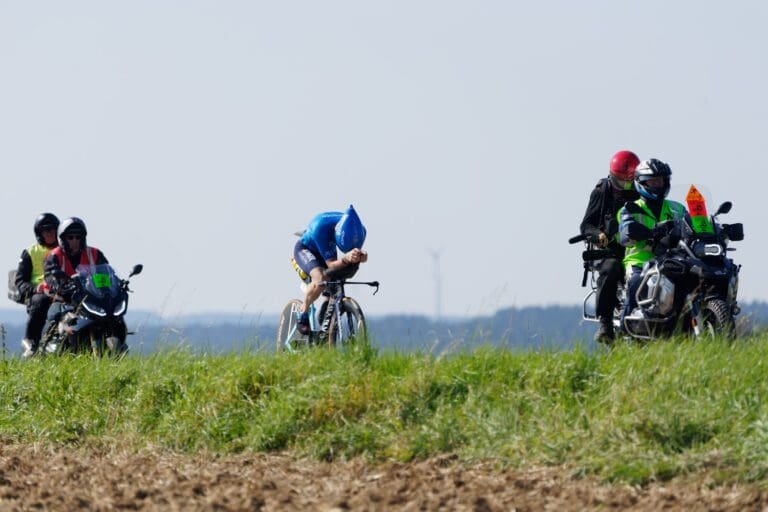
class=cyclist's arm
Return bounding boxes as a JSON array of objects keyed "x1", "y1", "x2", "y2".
[{"x1": 326, "y1": 258, "x2": 349, "y2": 272}]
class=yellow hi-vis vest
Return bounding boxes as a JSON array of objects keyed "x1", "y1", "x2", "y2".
[
  {"x1": 27, "y1": 243, "x2": 53, "y2": 286},
  {"x1": 620, "y1": 199, "x2": 687, "y2": 269}
]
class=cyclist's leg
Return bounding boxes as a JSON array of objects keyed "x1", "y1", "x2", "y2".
[{"x1": 293, "y1": 241, "x2": 327, "y2": 333}]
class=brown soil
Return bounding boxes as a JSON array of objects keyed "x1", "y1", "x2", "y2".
[{"x1": 1, "y1": 444, "x2": 767, "y2": 511}]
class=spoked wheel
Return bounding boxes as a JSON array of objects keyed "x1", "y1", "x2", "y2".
[
  {"x1": 327, "y1": 297, "x2": 366, "y2": 348},
  {"x1": 700, "y1": 298, "x2": 735, "y2": 339},
  {"x1": 276, "y1": 299, "x2": 306, "y2": 352}
]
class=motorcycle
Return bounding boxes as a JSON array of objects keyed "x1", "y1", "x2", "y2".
[
  {"x1": 41, "y1": 263, "x2": 143, "y2": 356},
  {"x1": 570, "y1": 201, "x2": 744, "y2": 340}
]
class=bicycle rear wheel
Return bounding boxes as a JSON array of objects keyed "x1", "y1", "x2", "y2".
[
  {"x1": 276, "y1": 299, "x2": 306, "y2": 352},
  {"x1": 327, "y1": 297, "x2": 366, "y2": 347}
]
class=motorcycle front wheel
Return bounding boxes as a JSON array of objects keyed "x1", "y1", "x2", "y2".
[{"x1": 700, "y1": 298, "x2": 735, "y2": 339}]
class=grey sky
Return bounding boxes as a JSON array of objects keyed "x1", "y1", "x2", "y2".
[{"x1": 1, "y1": 2, "x2": 765, "y2": 319}]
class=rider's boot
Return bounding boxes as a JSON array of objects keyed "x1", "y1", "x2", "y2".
[
  {"x1": 297, "y1": 312, "x2": 311, "y2": 336},
  {"x1": 21, "y1": 338, "x2": 38, "y2": 358},
  {"x1": 594, "y1": 317, "x2": 615, "y2": 344}
]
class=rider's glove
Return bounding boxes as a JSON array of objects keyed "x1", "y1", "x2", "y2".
[{"x1": 651, "y1": 223, "x2": 670, "y2": 241}]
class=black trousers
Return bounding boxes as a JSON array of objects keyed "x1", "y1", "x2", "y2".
[
  {"x1": 595, "y1": 258, "x2": 624, "y2": 320},
  {"x1": 25, "y1": 293, "x2": 53, "y2": 342}
]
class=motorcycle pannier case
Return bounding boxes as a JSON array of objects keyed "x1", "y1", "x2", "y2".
[{"x1": 8, "y1": 269, "x2": 23, "y2": 304}]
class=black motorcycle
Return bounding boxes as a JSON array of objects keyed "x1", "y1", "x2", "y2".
[
  {"x1": 41, "y1": 263, "x2": 143, "y2": 356},
  {"x1": 571, "y1": 201, "x2": 743, "y2": 340}
]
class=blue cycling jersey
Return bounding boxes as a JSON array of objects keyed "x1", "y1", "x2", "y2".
[{"x1": 300, "y1": 212, "x2": 343, "y2": 262}]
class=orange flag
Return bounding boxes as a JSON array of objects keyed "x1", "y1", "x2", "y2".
[{"x1": 686, "y1": 185, "x2": 714, "y2": 234}]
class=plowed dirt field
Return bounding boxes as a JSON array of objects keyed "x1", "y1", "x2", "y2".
[{"x1": 1, "y1": 444, "x2": 767, "y2": 511}]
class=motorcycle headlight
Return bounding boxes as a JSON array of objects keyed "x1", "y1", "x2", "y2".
[
  {"x1": 82, "y1": 300, "x2": 107, "y2": 317},
  {"x1": 114, "y1": 299, "x2": 127, "y2": 316},
  {"x1": 693, "y1": 242, "x2": 723, "y2": 258}
]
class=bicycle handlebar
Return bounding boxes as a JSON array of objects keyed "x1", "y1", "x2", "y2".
[{"x1": 321, "y1": 280, "x2": 380, "y2": 295}]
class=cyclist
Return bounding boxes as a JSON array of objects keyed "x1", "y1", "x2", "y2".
[{"x1": 292, "y1": 205, "x2": 368, "y2": 335}]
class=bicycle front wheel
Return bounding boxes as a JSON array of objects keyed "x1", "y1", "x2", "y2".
[
  {"x1": 327, "y1": 297, "x2": 366, "y2": 347},
  {"x1": 276, "y1": 299, "x2": 305, "y2": 352}
]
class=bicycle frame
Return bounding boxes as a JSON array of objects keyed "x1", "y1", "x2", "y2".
[{"x1": 279, "y1": 279, "x2": 379, "y2": 353}]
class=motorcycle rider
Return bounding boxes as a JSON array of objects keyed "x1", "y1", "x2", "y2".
[
  {"x1": 618, "y1": 159, "x2": 690, "y2": 323},
  {"x1": 292, "y1": 205, "x2": 368, "y2": 335},
  {"x1": 15, "y1": 213, "x2": 60, "y2": 357},
  {"x1": 580, "y1": 150, "x2": 640, "y2": 343},
  {"x1": 42, "y1": 217, "x2": 109, "y2": 335}
]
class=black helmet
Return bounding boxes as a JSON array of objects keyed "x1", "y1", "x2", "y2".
[
  {"x1": 634, "y1": 158, "x2": 672, "y2": 201},
  {"x1": 34, "y1": 213, "x2": 60, "y2": 245},
  {"x1": 57, "y1": 217, "x2": 88, "y2": 254}
]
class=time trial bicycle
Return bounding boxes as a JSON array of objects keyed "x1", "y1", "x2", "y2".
[{"x1": 277, "y1": 272, "x2": 379, "y2": 352}]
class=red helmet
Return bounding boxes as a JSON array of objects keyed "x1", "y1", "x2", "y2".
[{"x1": 609, "y1": 150, "x2": 640, "y2": 180}]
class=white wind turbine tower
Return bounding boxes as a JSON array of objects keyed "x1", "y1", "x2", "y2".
[{"x1": 429, "y1": 249, "x2": 443, "y2": 321}]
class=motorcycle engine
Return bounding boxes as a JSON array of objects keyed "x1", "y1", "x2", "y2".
[{"x1": 644, "y1": 273, "x2": 676, "y2": 316}]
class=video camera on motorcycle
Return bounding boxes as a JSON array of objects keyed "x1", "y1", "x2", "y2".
[{"x1": 582, "y1": 249, "x2": 614, "y2": 261}]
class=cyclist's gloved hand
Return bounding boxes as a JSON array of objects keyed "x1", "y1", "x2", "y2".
[{"x1": 345, "y1": 248, "x2": 368, "y2": 264}]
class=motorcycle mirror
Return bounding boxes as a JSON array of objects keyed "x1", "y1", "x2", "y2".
[
  {"x1": 129, "y1": 264, "x2": 143, "y2": 277},
  {"x1": 714, "y1": 201, "x2": 732, "y2": 216}
]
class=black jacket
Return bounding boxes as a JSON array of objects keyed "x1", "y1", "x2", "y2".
[
  {"x1": 15, "y1": 249, "x2": 36, "y2": 302},
  {"x1": 580, "y1": 178, "x2": 639, "y2": 253}
]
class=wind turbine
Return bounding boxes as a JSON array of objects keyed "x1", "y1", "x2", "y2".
[{"x1": 429, "y1": 249, "x2": 443, "y2": 321}]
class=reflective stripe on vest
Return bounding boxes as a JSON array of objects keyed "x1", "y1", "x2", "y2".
[
  {"x1": 27, "y1": 243, "x2": 53, "y2": 286},
  {"x1": 622, "y1": 199, "x2": 687, "y2": 269}
]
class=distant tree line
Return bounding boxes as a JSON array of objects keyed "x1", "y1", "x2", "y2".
[{"x1": 2, "y1": 302, "x2": 767, "y2": 356}]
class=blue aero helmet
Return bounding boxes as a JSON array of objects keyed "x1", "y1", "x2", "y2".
[{"x1": 335, "y1": 205, "x2": 366, "y2": 252}]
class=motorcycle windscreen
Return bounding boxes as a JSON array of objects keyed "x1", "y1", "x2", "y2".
[{"x1": 75, "y1": 264, "x2": 121, "y2": 299}]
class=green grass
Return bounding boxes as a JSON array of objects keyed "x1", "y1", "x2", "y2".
[{"x1": 3, "y1": 336, "x2": 768, "y2": 486}]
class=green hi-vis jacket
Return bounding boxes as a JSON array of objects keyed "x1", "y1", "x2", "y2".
[
  {"x1": 617, "y1": 198, "x2": 688, "y2": 270},
  {"x1": 27, "y1": 243, "x2": 51, "y2": 285}
]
